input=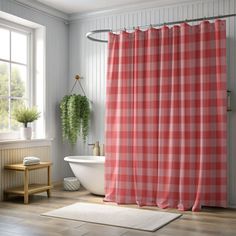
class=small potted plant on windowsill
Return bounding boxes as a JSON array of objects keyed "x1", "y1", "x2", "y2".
[{"x1": 13, "y1": 106, "x2": 40, "y2": 140}]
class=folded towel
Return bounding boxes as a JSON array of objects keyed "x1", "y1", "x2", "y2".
[
  {"x1": 23, "y1": 156, "x2": 40, "y2": 166},
  {"x1": 23, "y1": 156, "x2": 40, "y2": 161}
]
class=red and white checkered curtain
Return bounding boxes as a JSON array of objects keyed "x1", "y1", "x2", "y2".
[{"x1": 105, "y1": 20, "x2": 227, "y2": 211}]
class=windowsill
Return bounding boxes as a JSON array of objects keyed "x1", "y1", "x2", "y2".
[{"x1": 0, "y1": 138, "x2": 53, "y2": 149}]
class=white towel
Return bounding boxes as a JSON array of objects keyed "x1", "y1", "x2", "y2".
[{"x1": 23, "y1": 156, "x2": 40, "y2": 166}]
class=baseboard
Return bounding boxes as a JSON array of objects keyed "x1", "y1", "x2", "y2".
[
  {"x1": 228, "y1": 205, "x2": 236, "y2": 209},
  {"x1": 52, "y1": 181, "x2": 63, "y2": 188}
]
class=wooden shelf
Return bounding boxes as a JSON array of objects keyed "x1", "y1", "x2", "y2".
[
  {"x1": 4, "y1": 162, "x2": 52, "y2": 171},
  {"x1": 5, "y1": 184, "x2": 52, "y2": 195},
  {"x1": 4, "y1": 162, "x2": 52, "y2": 204}
]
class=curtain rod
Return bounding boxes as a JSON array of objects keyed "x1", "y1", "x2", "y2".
[{"x1": 86, "y1": 13, "x2": 236, "y2": 43}]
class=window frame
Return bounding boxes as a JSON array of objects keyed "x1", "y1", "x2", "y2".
[{"x1": 0, "y1": 19, "x2": 34, "y2": 140}]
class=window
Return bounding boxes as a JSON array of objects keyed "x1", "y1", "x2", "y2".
[
  {"x1": 0, "y1": 24, "x2": 32, "y2": 135},
  {"x1": 0, "y1": 14, "x2": 46, "y2": 140}
]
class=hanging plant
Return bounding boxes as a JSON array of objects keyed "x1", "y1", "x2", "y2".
[
  {"x1": 60, "y1": 95, "x2": 70, "y2": 141},
  {"x1": 68, "y1": 94, "x2": 80, "y2": 144},
  {"x1": 60, "y1": 94, "x2": 90, "y2": 144},
  {"x1": 79, "y1": 95, "x2": 90, "y2": 142}
]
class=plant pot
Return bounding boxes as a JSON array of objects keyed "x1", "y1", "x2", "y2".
[{"x1": 20, "y1": 127, "x2": 32, "y2": 140}]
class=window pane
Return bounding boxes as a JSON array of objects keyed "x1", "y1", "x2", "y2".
[
  {"x1": 11, "y1": 31, "x2": 27, "y2": 64},
  {"x1": 11, "y1": 64, "x2": 27, "y2": 98},
  {"x1": 0, "y1": 98, "x2": 9, "y2": 132},
  {"x1": 0, "y1": 28, "x2": 10, "y2": 60},
  {"x1": 0, "y1": 62, "x2": 9, "y2": 97},
  {"x1": 11, "y1": 98, "x2": 26, "y2": 131}
]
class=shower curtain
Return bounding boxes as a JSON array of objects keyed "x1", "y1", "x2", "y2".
[{"x1": 105, "y1": 20, "x2": 227, "y2": 211}]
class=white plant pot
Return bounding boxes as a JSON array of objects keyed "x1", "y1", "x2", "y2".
[{"x1": 20, "y1": 127, "x2": 32, "y2": 140}]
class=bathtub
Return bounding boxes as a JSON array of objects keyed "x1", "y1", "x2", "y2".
[{"x1": 64, "y1": 156, "x2": 105, "y2": 196}]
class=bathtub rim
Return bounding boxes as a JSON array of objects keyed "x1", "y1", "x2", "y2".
[{"x1": 64, "y1": 156, "x2": 105, "y2": 164}]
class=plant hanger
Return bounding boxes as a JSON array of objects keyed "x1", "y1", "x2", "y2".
[{"x1": 70, "y1": 74, "x2": 92, "y2": 103}]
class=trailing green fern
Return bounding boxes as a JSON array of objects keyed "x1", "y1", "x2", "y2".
[
  {"x1": 79, "y1": 95, "x2": 90, "y2": 142},
  {"x1": 60, "y1": 95, "x2": 70, "y2": 141},
  {"x1": 60, "y1": 94, "x2": 90, "y2": 145}
]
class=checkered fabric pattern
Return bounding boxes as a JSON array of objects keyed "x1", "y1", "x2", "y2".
[{"x1": 105, "y1": 20, "x2": 227, "y2": 211}]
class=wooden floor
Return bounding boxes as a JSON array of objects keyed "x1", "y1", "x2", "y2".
[{"x1": 0, "y1": 186, "x2": 235, "y2": 236}]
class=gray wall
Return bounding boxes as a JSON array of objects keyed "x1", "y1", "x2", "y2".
[
  {"x1": 0, "y1": 0, "x2": 71, "y2": 182},
  {"x1": 68, "y1": 0, "x2": 236, "y2": 206}
]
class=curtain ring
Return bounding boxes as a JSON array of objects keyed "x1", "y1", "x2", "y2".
[{"x1": 184, "y1": 19, "x2": 189, "y2": 26}]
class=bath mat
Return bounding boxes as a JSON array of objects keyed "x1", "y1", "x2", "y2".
[{"x1": 42, "y1": 202, "x2": 181, "y2": 232}]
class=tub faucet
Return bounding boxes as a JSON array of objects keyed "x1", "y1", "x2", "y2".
[{"x1": 88, "y1": 141, "x2": 100, "y2": 156}]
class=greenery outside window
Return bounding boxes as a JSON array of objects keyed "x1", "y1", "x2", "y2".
[{"x1": 0, "y1": 20, "x2": 33, "y2": 139}]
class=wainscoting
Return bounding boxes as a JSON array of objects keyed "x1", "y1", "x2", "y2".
[{"x1": 0, "y1": 141, "x2": 51, "y2": 201}]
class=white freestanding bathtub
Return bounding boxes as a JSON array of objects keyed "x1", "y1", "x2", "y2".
[{"x1": 64, "y1": 156, "x2": 105, "y2": 196}]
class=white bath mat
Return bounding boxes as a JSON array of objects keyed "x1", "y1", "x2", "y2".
[{"x1": 42, "y1": 202, "x2": 181, "y2": 232}]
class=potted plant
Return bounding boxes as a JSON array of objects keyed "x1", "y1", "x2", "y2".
[
  {"x1": 60, "y1": 94, "x2": 90, "y2": 144},
  {"x1": 13, "y1": 106, "x2": 40, "y2": 140}
]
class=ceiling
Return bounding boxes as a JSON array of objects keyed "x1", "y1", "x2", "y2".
[{"x1": 36, "y1": 0, "x2": 161, "y2": 14}]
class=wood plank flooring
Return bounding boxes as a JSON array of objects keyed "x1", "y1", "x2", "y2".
[{"x1": 0, "y1": 186, "x2": 235, "y2": 236}]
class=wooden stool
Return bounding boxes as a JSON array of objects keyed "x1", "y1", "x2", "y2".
[{"x1": 4, "y1": 162, "x2": 52, "y2": 204}]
